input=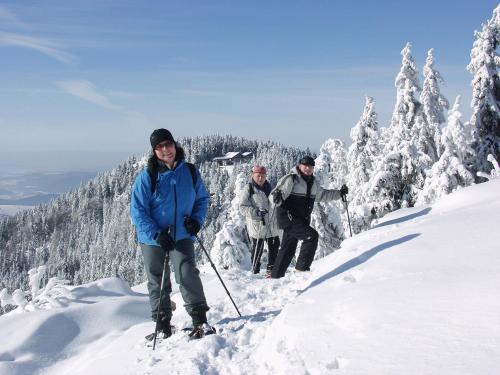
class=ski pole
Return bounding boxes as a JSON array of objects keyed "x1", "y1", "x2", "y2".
[
  {"x1": 251, "y1": 215, "x2": 266, "y2": 273},
  {"x1": 195, "y1": 236, "x2": 242, "y2": 318},
  {"x1": 341, "y1": 193, "x2": 353, "y2": 237},
  {"x1": 251, "y1": 238, "x2": 261, "y2": 273},
  {"x1": 250, "y1": 232, "x2": 260, "y2": 274},
  {"x1": 252, "y1": 205, "x2": 276, "y2": 272},
  {"x1": 153, "y1": 248, "x2": 170, "y2": 350},
  {"x1": 154, "y1": 181, "x2": 177, "y2": 350}
]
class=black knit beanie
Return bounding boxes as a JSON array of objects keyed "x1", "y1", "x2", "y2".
[
  {"x1": 150, "y1": 128, "x2": 175, "y2": 149},
  {"x1": 298, "y1": 155, "x2": 315, "y2": 166}
]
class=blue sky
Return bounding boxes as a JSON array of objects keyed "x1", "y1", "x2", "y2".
[{"x1": 0, "y1": 0, "x2": 498, "y2": 157}]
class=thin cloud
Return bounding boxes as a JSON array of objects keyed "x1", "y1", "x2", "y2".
[
  {"x1": 109, "y1": 90, "x2": 136, "y2": 99},
  {"x1": 0, "y1": 31, "x2": 75, "y2": 63},
  {"x1": 0, "y1": 5, "x2": 17, "y2": 21},
  {"x1": 57, "y1": 80, "x2": 121, "y2": 110},
  {"x1": 177, "y1": 89, "x2": 220, "y2": 97}
]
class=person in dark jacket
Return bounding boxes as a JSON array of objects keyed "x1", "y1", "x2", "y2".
[
  {"x1": 130, "y1": 128, "x2": 214, "y2": 339},
  {"x1": 239, "y1": 165, "x2": 280, "y2": 277},
  {"x1": 270, "y1": 155, "x2": 348, "y2": 278}
]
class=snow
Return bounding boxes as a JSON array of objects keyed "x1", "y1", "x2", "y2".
[
  {"x1": 223, "y1": 152, "x2": 241, "y2": 159},
  {"x1": 1, "y1": 180, "x2": 500, "y2": 375}
]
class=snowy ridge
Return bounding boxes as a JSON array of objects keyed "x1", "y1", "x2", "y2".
[{"x1": 1, "y1": 179, "x2": 499, "y2": 375}]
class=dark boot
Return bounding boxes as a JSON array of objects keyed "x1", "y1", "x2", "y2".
[
  {"x1": 187, "y1": 304, "x2": 216, "y2": 339},
  {"x1": 159, "y1": 318, "x2": 173, "y2": 338},
  {"x1": 190, "y1": 304, "x2": 210, "y2": 326},
  {"x1": 145, "y1": 312, "x2": 173, "y2": 341},
  {"x1": 188, "y1": 323, "x2": 216, "y2": 339}
]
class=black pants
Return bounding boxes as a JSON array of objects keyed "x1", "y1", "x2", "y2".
[
  {"x1": 271, "y1": 220, "x2": 319, "y2": 278},
  {"x1": 250, "y1": 236, "x2": 280, "y2": 273},
  {"x1": 141, "y1": 239, "x2": 208, "y2": 325}
]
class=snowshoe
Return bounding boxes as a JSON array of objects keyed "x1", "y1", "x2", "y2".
[
  {"x1": 145, "y1": 324, "x2": 175, "y2": 341},
  {"x1": 183, "y1": 323, "x2": 217, "y2": 339}
]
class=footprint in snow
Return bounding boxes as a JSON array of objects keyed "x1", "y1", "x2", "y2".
[
  {"x1": 327, "y1": 358, "x2": 340, "y2": 370},
  {"x1": 0, "y1": 352, "x2": 15, "y2": 362},
  {"x1": 343, "y1": 274, "x2": 357, "y2": 283},
  {"x1": 146, "y1": 356, "x2": 161, "y2": 367},
  {"x1": 343, "y1": 269, "x2": 364, "y2": 283}
]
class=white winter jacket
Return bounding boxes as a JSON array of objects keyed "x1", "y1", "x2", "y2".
[{"x1": 239, "y1": 181, "x2": 280, "y2": 239}]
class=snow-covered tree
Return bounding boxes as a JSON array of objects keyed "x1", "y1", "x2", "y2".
[
  {"x1": 477, "y1": 154, "x2": 500, "y2": 180},
  {"x1": 369, "y1": 42, "x2": 424, "y2": 213},
  {"x1": 313, "y1": 139, "x2": 347, "y2": 252},
  {"x1": 12, "y1": 290, "x2": 28, "y2": 310},
  {"x1": 390, "y1": 42, "x2": 421, "y2": 144},
  {"x1": 345, "y1": 96, "x2": 381, "y2": 233},
  {"x1": 209, "y1": 173, "x2": 252, "y2": 270},
  {"x1": 28, "y1": 265, "x2": 47, "y2": 299},
  {"x1": 418, "y1": 96, "x2": 475, "y2": 204},
  {"x1": 347, "y1": 96, "x2": 380, "y2": 193},
  {"x1": 420, "y1": 48, "x2": 449, "y2": 159},
  {"x1": 32, "y1": 276, "x2": 72, "y2": 309},
  {"x1": 311, "y1": 201, "x2": 344, "y2": 258},
  {"x1": 0, "y1": 288, "x2": 13, "y2": 308},
  {"x1": 467, "y1": 4, "x2": 500, "y2": 174},
  {"x1": 1, "y1": 265, "x2": 72, "y2": 313},
  {"x1": 315, "y1": 138, "x2": 348, "y2": 189}
]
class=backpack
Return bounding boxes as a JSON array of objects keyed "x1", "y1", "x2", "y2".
[
  {"x1": 248, "y1": 182, "x2": 255, "y2": 198},
  {"x1": 147, "y1": 162, "x2": 197, "y2": 193}
]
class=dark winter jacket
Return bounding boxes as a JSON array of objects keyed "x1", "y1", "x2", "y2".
[
  {"x1": 272, "y1": 166, "x2": 342, "y2": 228},
  {"x1": 130, "y1": 158, "x2": 210, "y2": 245}
]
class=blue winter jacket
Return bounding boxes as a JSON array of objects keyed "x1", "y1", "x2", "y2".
[{"x1": 130, "y1": 160, "x2": 210, "y2": 245}]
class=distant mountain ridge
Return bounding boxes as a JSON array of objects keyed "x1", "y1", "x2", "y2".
[
  {"x1": 0, "y1": 171, "x2": 98, "y2": 208},
  {"x1": 0, "y1": 194, "x2": 60, "y2": 206}
]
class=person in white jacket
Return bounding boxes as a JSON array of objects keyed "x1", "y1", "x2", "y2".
[{"x1": 239, "y1": 165, "x2": 280, "y2": 277}]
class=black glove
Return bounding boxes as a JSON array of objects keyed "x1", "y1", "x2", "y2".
[
  {"x1": 257, "y1": 209, "x2": 268, "y2": 218},
  {"x1": 340, "y1": 184, "x2": 349, "y2": 196},
  {"x1": 184, "y1": 217, "x2": 201, "y2": 236},
  {"x1": 157, "y1": 228, "x2": 175, "y2": 251},
  {"x1": 272, "y1": 190, "x2": 283, "y2": 205}
]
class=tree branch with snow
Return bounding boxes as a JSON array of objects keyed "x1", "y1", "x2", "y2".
[{"x1": 477, "y1": 154, "x2": 500, "y2": 180}]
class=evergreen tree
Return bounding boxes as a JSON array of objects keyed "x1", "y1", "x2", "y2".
[
  {"x1": 467, "y1": 5, "x2": 500, "y2": 175},
  {"x1": 418, "y1": 96, "x2": 474, "y2": 204},
  {"x1": 420, "y1": 48, "x2": 449, "y2": 160},
  {"x1": 313, "y1": 138, "x2": 347, "y2": 253},
  {"x1": 369, "y1": 42, "x2": 424, "y2": 213},
  {"x1": 346, "y1": 96, "x2": 381, "y2": 232},
  {"x1": 347, "y1": 97, "x2": 380, "y2": 199},
  {"x1": 209, "y1": 173, "x2": 251, "y2": 269},
  {"x1": 315, "y1": 139, "x2": 348, "y2": 189}
]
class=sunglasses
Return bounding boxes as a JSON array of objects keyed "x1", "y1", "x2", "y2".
[{"x1": 155, "y1": 141, "x2": 175, "y2": 150}]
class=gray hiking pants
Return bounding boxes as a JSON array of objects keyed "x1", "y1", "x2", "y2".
[{"x1": 141, "y1": 239, "x2": 208, "y2": 323}]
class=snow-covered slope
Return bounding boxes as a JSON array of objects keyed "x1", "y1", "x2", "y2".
[{"x1": 1, "y1": 179, "x2": 499, "y2": 375}]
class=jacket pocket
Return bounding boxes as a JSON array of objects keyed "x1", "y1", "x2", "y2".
[{"x1": 276, "y1": 206, "x2": 293, "y2": 230}]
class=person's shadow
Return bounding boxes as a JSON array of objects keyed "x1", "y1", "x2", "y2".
[
  {"x1": 299, "y1": 233, "x2": 421, "y2": 294},
  {"x1": 372, "y1": 208, "x2": 431, "y2": 229}
]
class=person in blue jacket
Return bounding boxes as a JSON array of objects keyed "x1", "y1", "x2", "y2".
[{"x1": 131, "y1": 128, "x2": 214, "y2": 339}]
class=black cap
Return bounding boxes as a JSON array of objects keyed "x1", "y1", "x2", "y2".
[
  {"x1": 150, "y1": 128, "x2": 175, "y2": 149},
  {"x1": 298, "y1": 155, "x2": 315, "y2": 166}
]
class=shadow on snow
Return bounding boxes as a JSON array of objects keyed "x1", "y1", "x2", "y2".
[
  {"x1": 372, "y1": 208, "x2": 431, "y2": 229},
  {"x1": 215, "y1": 310, "x2": 281, "y2": 333},
  {"x1": 299, "y1": 233, "x2": 421, "y2": 294}
]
